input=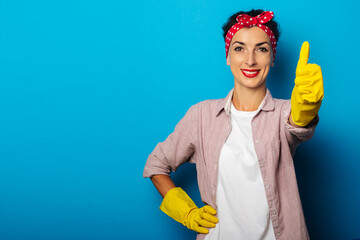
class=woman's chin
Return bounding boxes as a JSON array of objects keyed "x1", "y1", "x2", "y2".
[{"x1": 235, "y1": 80, "x2": 266, "y2": 90}]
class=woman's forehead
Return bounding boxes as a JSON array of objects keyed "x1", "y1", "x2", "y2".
[{"x1": 231, "y1": 26, "x2": 271, "y2": 44}]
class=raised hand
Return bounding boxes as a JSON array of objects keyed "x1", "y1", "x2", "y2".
[{"x1": 291, "y1": 41, "x2": 324, "y2": 126}]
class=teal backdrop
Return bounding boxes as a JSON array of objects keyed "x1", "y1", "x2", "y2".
[{"x1": 0, "y1": 0, "x2": 359, "y2": 239}]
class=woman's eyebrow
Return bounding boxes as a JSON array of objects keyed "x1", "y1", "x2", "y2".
[
  {"x1": 232, "y1": 41, "x2": 245, "y2": 46},
  {"x1": 256, "y1": 41, "x2": 271, "y2": 46},
  {"x1": 232, "y1": 41, "x2": 271, "y2": 46}
]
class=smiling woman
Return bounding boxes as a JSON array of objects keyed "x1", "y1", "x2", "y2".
[{"x1": 143, "y1": 9, "x2": 324, "y2": 240}]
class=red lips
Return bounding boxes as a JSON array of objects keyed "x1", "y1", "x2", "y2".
[{"x1": 241, "y1": 69, "x2": 260, "y2": 78}]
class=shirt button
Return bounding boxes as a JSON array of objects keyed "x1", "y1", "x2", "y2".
[
  {"x1": 255, "y1": 140, "x2": 259, "y2": 143},
  {"x1": 259, "y1": 161, "x2": 265, "y2": 166},
  {"x1": 265, "y1": 185, "x2": 270, "y2": 189},
  {"x1": 272, "y1": 211, "x2": 277, "y2": 215},
  {"x1": 276, "y1": 232, "x2": 281, "y2": 236}
]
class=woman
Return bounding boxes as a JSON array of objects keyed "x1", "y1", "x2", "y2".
[{"x1": 143, "y1": 9, "x2": 324, "y2": 240}]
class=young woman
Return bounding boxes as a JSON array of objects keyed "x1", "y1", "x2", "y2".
[{"x1": 143, "y1": 9, "x2": 324, "y2": 240}]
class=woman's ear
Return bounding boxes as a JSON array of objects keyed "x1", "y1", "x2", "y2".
[{"x1": 226, "y1": 55, "x2": 230, "y2": 65}]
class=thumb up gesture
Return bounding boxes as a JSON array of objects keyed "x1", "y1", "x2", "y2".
[{"x1": 291, "y1": 41, "x2": 324, "y2": 126}]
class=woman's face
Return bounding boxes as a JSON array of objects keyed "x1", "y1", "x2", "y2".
[{"x1": 227, "y1": 26, "x2": 273, "y2": 90}]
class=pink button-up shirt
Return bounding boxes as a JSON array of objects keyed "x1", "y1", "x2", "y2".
[{"x1": 143, "y1": 88, "x2": 319, "y2": 240}]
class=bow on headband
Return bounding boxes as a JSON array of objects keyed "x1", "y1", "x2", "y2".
[{"x1": 225, "y1": 11, "x2": 277, "y2": 61}]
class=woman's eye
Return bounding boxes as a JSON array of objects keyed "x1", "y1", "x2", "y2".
[
  {"x1": 258, "y1": 47, "x2": 269, "y2": 52},
  {"x1": 234, "y1": 46, "x2": 243, "y2": 52}
]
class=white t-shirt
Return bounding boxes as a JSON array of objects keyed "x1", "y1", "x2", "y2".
[{"x1": 204, "y1": 101, "x2": 275, "y2": 240}]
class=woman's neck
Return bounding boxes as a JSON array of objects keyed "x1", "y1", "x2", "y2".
[{"x1": 232, "y1": 84, "x2": 266, "y2": 111}]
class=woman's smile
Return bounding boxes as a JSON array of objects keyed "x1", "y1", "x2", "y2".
[{"x1": 241, "y1": 69, "x2": 260, "y2": 78}]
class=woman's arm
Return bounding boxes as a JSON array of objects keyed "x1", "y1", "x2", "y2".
[
  {"x1": 144, "y1": 105, "x2": 218, "y2": 233},
  {"x1": 150, "y1": 174, "x2": 176, "y2": 198}
]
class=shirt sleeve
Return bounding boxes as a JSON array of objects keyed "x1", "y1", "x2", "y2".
[
  {"x1": 143, "y1": 105, "x2": 198, "y2": 178},
  {"x1": 281, "y1": 100, "x2": 319, "y2": 155}
]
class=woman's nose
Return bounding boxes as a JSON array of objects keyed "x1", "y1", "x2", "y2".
[{"x1": 245, "y1": 52, "x2": 256, "y2": 66}]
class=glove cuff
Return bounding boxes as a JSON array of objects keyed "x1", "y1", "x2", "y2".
[{"x1": 160, "y1": 187, "x2": 198, "y2": 226}]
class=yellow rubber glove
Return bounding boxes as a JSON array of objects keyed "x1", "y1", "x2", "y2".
[
  {"x1": 160, "y1": 187, "x2": 219, "y2": 234},
  {"x1": 291, "y1": 41, "x2": 324, "y2": 126}
]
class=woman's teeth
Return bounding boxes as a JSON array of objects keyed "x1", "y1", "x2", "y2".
[{"x1": 243, "y1": 70, "x2": 259, "y2": 74}]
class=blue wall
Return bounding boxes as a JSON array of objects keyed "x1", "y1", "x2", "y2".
[{"x1": 0, "y1": 0, "x2": 359, "y2": 239}]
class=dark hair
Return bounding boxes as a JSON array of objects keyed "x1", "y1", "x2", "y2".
[{"x1": 222, "y1": 9, "x2": 281, "y2": 43}]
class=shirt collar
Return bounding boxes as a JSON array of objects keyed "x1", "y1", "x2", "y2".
[{"x1": 215, "y1": 87, "x2": 275, "y2": 117}]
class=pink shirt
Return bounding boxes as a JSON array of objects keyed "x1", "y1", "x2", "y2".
[{"x1": 143, "y1": 88, "x2": 319, "y2": 240}]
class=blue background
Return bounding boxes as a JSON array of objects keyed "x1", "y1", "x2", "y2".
[{"x1": 0, "y1": 0, "x2": 359, "y2": 239}]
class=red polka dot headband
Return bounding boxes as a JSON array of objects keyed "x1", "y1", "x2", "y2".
[{"x1": 225, "y1": 11, "x2": 277, "y2": 61}]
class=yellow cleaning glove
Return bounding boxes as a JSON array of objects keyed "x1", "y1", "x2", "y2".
[
  {"x1": 291, "y1": 41, "x2": 324, "y2": 126},
  {"x1": 160, "y1": 187, "x2": 219, "y2": 234}
]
